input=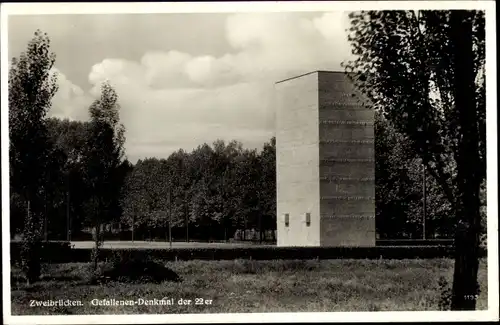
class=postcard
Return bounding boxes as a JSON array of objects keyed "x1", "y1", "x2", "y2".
[{"x1": 1, "y1": 1, "x2": 498, "y2": 324}]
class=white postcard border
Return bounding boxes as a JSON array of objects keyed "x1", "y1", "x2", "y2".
[{"x1": 1, "y1": 1, "x2": 498, "y2": 324}]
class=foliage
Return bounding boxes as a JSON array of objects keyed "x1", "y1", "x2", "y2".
[
  {"x1": 344, "y1": 9, "x2": 485, "y2": 310},
  {"x1": 83, "y1": 82, "x2": 126, "y2": 271},
  {"x1": 375, "y1": 112, "x2": 454, "y2": 239},
  {"x1": 375, "y1": 111, "x2": 423, "y2": 238},
  {"x1": 9, "y1": 29, "x2": 59, "y2": 284},
  {"x1": 258, "y1": 137, "x2": 277, "y2": 240},
  {"x1": 10, "y1": 241, "x2": 72, "y2": 264},
  {"x1": 120, "y1": 157, "x2": 173, "y2": 240},
  {"x1": 437, "y1": 276, "x2": 453, "y2": 310},
  {"x1": 119, "y1": 139, "x2": 278, "y2": 242}
]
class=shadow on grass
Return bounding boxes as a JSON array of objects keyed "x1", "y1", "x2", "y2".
[
  {"x1": 12, "y1": 274, "x2": 84, "y2": 284},
  {"x1": 98, "y1": 259, "x2": 183, "y2": 284},
  {"x1": 230, "y1": 259, "x2": 321, "y2": 274},
  {"x1": 40, "y1": 275, "x2": 82, "y2": 281}
]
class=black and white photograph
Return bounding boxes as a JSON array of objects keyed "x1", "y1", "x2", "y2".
[{"x1": 1, "y1": 1, "x2": 498, "y2": 324}]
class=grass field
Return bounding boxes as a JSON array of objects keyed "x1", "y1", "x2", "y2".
[{"x1": 11, "y1": 258, "x2": 488, "y2": 314}]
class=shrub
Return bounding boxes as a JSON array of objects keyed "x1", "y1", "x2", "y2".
[
  {"x1": 13, "y1": 240, "x2": 70, "y2": 286},
  {"x1": 437, "y1": 276, "x2": 452, "y2": 310},
  {"x1": 20, "y1": 240, "x2": 41, "y2": 285},
  {"x1": 18, "y1": 211, "x2": 44, "y2": 285},
  {"x1": 99, "y1": 252, "x2": 182, "y2": 283},
  {"x1": 11, "y1": 240, "x2": 72, "y2": 264},
  {"x1": 88, "y1": 242, "x2": 102, "y2": 282}
]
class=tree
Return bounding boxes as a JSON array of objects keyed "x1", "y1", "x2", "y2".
[
  {"x1": 121, "y1": 161, "x2": 148, "y2": 241},
  {"x1": 164, "y1": 150, "x2": 191, "y2": 240},
  {"x1": 257, "y1": 137, "x2": 277, "y2": 242},
  {"x1": 344, "y1": 10, "x2": 485, "y2": 310},
  {"x1": 121, "y1": 158, "x2": 173, "y2": 241},
  {"x1": 45, "y1": 118, "x2": 91, "y2": 240},
  {"x1": 187, "y1": 144, "x2": 216, "y2": 240},
  {"x1": 375, "y1": 111, "x2": 456, "y2": 239},
  {"x1": 376, "y1": 112, "x2": 427, "y2": 238},
  {"x1": 9, "y1": 30, "x2": 58, "y2": 283},
  {"x1": 83, "y1": 82, "x2": 125, "y2": 272},
  {"x1": 233, "y1": 148, "x2": 261, "y2": 239}
]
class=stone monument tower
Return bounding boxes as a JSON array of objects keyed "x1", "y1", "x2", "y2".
[{"x1": 275, "y1": 71, "x2": 375, "y2": 247}]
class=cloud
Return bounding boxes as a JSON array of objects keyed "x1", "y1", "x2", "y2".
[
  {"x1": 57, "y1": 12, "x2": 353, "y2": 162},
  {"x1": 49, "y1": 68, "x2": 93, "y2": 121},
  {"x1": 313, "y1": 12, "x2": 352, "y2": 41}
]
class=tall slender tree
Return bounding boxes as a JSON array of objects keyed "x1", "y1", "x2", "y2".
[
  {"x1": 83, "y1": 82, "x2": 125, "y2": 272},
  {"x1": 344, "y1": 10, "x2": 486, "y2": 310},
  {"x1": 9, "y1": 30, "x2": 59, "y2": 283}
]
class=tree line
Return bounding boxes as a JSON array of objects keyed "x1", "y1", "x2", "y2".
[{"x1": 10, "y1": 32, "x2": 485, "y2": 246}]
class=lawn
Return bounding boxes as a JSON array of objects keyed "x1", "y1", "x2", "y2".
[{"x1": 11, "y1": 258, "x2": 488, "y2": 315}]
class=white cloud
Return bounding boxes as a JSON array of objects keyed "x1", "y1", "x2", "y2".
[
  {"x1": 313, "y1": 12, "x2": 351, "y2": 41},
  {"x1": 140, "y1": 51, "x2": 193, "y2": 88},
  {"x1": 49, "y1": 68, "x2": 93, "y2": 121},
  {"x1": 57, "y1": 12, "x2": 354, "y2": 162}
]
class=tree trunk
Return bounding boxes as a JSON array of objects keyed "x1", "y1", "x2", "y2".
[
  {"x1": 450, "y1": 10, "x2": 482, "y2": 311},
  {"x1": 168, "y1": 189, "x2": 172, "y2": 247},
  {"x1": 169, "y1": 220, "x2": 172, "y2": 247},
  {"x1": 93, "y1": 223, "x2": 100, "y2": 272},
  {"x1": 66, "y1": 186, "x2": 71, "y2": 241},
  {"x1": 44, "y1": 192, "x2": 48, "y2": 241},
  {"x1": 185, "y1": 195, "x2": 189, "y2": 242},
  {"x1": 258, "y1": 214, "x2": 263, "y2": 244},
  {"x1": 131, "y1": 222, "x2": 134, "y2": 242},
  {"x1": 422, "y1": 164, "x2": 426, "y2": 239},
  {"x1": 243, "y1": 218, "x2": 247, "y2": 241},
  {"x1": 451, "y1": 213, "x2": 481, "y2": 310}
]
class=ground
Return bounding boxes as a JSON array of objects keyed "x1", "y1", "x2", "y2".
[{"x1": 11, "y1": 258, "x2": 488, "y2": 314}]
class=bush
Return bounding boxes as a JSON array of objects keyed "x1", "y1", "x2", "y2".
[
  {"x1": 437, "y1": 276, "x2": 453, "y2": 310},
  {"x1": 99, "y1": 252, "x2": 182, "y2": 283},
  {"x1": 11, "y1": 240, "x2": 72, "y2": 263},
  {"x1": 19, "y1": 241, "x2": 41, "y2": 284}
]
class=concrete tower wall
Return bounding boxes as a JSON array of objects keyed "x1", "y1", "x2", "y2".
[
  {"x1": 275, "y1": 71, "x2": 375, "y2": 247},
  {"x1": 275, "y1": 72, "x2": 321, "y2": 247},
  {"x1": 318, "y1": 72, "x2": 375, "y2": 247}
]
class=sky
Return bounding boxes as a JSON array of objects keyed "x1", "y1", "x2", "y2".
[{"x1": 8, "y1": 12, "x2": 354, "y2": 163}]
